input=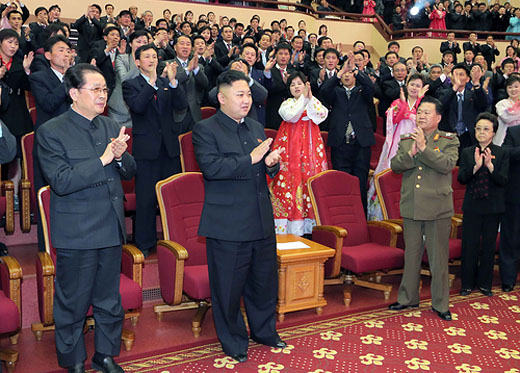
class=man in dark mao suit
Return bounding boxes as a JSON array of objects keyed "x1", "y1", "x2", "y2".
[
  {"x1": 192, "y1": 70, "x2": 286, "y2": 363},
  {"x1": 500, "y1": 125, "x2": 520, "y2": 292},
  {"x1": 37, "y1": 64, "x2": 136, "y2": 373},
  {"x1": 123, "y1": 44, "x2": 187, "y2": 257},
  {"x1": 389, "y1": 96, "x2": 459, "y2": 321}
]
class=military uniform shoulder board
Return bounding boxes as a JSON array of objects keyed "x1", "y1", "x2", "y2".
[{"x1": 439, "y1": 131, "x2": 456, "y2": 140}]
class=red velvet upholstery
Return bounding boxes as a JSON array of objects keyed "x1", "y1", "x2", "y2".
[
  {"x1": 179, "y1": 132, "x2": 200, "y2": 172},
  {"x1": 29, "y1": 107, "x2": 37, "y2": 125},
  {"x1": 0, "y1": 196, "x2": 5, "y2": 218},
  {"x1": 121, "y1": 128, "x2": 136, "y2": 218},
  {"x1": 0, "y1": 291, "x2": 19, "y2": 334},
  {"x1": 201, "y1": 106, "x2": 217, "y2": 119},
  {"x1": 309, "y1": 170, "x2": 404, "y2": 274},
  {"x1": 452, "y1": 167, "x2": 465, "y2": 216},
  {"x1": 156, "y1": 172, "x2": 209, "y2": 304},
  {"x1": 370, "y1": 133, "x2": 385, "y2": 170},
  {"x1": 264, "y1": 128, "x2": 277, "y2": 141},
  {"x1": 320, "y1": 131, "x2": 332, "y2": 168},
  {"x1": 376, "y1": 116, "x2": 384, "y2": 136},
  {"x1": 22, "y1": 132, "x2": 36, "y2": 220}
]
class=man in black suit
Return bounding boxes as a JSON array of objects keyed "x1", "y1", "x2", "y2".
[
  {"x1": 439, "y1": 63, "x2": 490, "y2": 152},
  {"x1": 214, "y1": 25, "x2": 237, "y2": 67},
  {"x1": 100, "y1": 3, "x2": 116, "y2": 26},
  {"x1": 264, "y1": 43, "x2": 294, "y2": 129},
  {"x1": 500, "y1": 125, "x2": 520, "y2": 292},
  {"x1": 37, "y1": 63, "x2": 135, "y2": 373},
  {"x1": 29, "y1": 6, "x2": 49, "y2": 50},
  {"x1": 463, "y1": 32, "x2": 480, "y2": 56},
  {"x1": 439, "y1": 32, "x2": 461, "y2": 63},
  {"x1": 320, "y1": 53, "x2": 375, "y2": 212},
  {"x1": 123, "y1": 44, "x2": 187, "y2": 257},
  {"x1": 192, "y1": 70, "x2": 285, "y2": 363},
  {"x1": 480, "y1": 35, "x2": 500, "y2": 71},
  {"x1": 71, "y1": 4, "x2": 104, "y2": 63},
  {"x1": 29, "y1": 35, "x2": 72, "y2": 251},
  {"x1": 91, "y1": 26, "x2": 124, "y2": 99}
]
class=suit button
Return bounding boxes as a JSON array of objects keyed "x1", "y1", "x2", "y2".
[
  {"x1": 418, "y1": 166, "x2": 423, "y2": 171},
  {"x1": 417, "y1": 175, "x2": 422, "y2": 180},
  {"x1": 415, "y1": 184, "x2": 420, "y2": 188},
  {"x1": 108, "y1": 177, "x2": 114, "y2": 182},
  {"x1": 244, "y1": 141, "x2": 247, "y2": 144},
  {"x1": 256, "y1": 173, "x2": 260, "y2": 177},
  {"x1": 112, "y1": 196, "x2": 118, "y2": 201}
]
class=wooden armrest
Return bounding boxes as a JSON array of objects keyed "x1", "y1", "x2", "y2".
[
  {"x1": 451, "y1": 216, "x2": 462, "y2": 226},
  {"x1": 20, "y1": 178, "x2": 31, "y2": 233},
  {"x1": 157, "y1": 240, "x2": 188, "y2": 305},
  {"x1": 367, "y1": 220, "x2": 403, "y2": 247},
  {"x1": 36, "y1": 252, "x2": 55, "y2": 277},
  {"x1": 122, "y1": 244, "x2": 144, "y2": 287},
  {"x1": 312, "y1": 225, "x2": 347, "y2": 279},
  {"x1": 0, "y1": 256, "x2": 22, "y2": 280},
  {"x1": 386, "y1": 218, "x2": 404, "y2": 226},
  {"x1": 450, "y1": 216, "x2": 462, "y2": 239},
  {"x1": 2, "y1": 180, "x2": 15, "y2": 235},
  {"x1": 157, "y1": 240, "x2": 189, "y2": 261},
  {"x1": 312, "y1": 225, "x2": 347, "y2": 238}
]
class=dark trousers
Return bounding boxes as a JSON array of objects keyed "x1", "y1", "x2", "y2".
[
  {"x1": 331, "y1": 141, "x2": 371, "y2": 214},
  {"x1": 33, "y1": 151, "x2": 46, "y2": 251},
  {"x1": 134, "y1": 142, "x2": 180, "y2": 254},
  {"x1": 206, "y1": 235, "x2": 279, "y2": 356},
  {"x1": 54, "y1": 246, "x2": 124, "y2": 368},
  {"x1": 461, "y1": 212, "x2": 501, "y2": 290},
  {"x1": 500, "y1": 203, "x2": 520, "y2": 287}
]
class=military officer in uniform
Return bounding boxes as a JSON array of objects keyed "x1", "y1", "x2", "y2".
[{"x1": 388, "y1": 96, "x2": 459, "y2": 321}]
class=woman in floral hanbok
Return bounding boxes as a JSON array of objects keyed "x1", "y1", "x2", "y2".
[
  {"x1": 367, "y1": 74, "x2": 428, "y2": 220},
  {"x1": 271, "y1": 72, "x2": 328, "y2": 235},
  {"x1": 495, "y1": 75, "x2": 520, "y2": 145},
  {"x1": 362, "y1": 0, "x2": 376, "y2": 22},
  {"x1": 429, "y1": 3, "x2": 447, "y2": 37}
]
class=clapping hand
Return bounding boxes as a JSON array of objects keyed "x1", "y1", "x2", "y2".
[
  {"x1": 265, "y1": 147, "x2": 284, "y2": 167},
  {"x1": 474, "y1": 147, "x2": 483, "y2": 172},
  {"x1": 100, "y1": 126, "x2": 130, "y2": 166},
  {"x1": 482, "y1": 147, "x2": 494, "y2": 172}
]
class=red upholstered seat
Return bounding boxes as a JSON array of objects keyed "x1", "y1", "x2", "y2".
[
  {"x1": 201, "y1": 106, "x2": 217, "y2": 120},
  {"x1": 264, "y1": 128, "x2": 277, "y2": 141},
  {"x1": 308, "y1": 170, "x2": 404, "y2": 306},
  {"x1": 370, "y1": 133, "x2": 385, "y2": 170},
  {"x1": 155, "y1": 172, "x2": 210, "y2": 337},
  {"x1": 0, "y1": 255, "x2": 23, "y2": 371},
  {"x1": 179, "y1": 132, "x2": 200, "y2": 172},
  {"x1": 31, "y1": 186, "x2": 144, "y2": 351},
  {"x1": 121, "y1": 128, "x2": 136, "y2": 237}
]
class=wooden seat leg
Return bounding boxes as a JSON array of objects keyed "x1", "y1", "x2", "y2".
[
  {"x1": 191, "y1": 302, "x2": 210, "y2": 338},
  {"x1": 0, "y1": 348, "x2": 19, "y2": 373},
  {"x1": 121, "y1": 329, "x2": 135, "y2": 351}
]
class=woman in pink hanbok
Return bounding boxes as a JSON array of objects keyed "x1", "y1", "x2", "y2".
[
  {"x1": 362, "y1": 0, "x2": 376, "y2": 22},
  {"x1": 495, "y1": 75, "x2": 520, "y2": 145},
  {"x1": 367, "y1": 74, "x2": 429, "y2": 220},
  {"x1": 429, "y1": 3, "x2": 447, "y2": 37},
  {"x1": 270, "y1": 72, "x2": 329, "y2": 236}
]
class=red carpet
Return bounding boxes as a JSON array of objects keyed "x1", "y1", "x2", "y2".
[{"x1": 70, "y1": 288, "x2": 520, "y2": 372}]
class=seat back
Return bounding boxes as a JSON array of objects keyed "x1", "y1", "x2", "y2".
[
  {"x1": 370, "y1": 133, "x2": 385, "y2": 170},
  {"x1": 201, "y1": 106, "x2": 217, "y2": 120},
  {"x1": 179, "y1": 131, "x2": 200, "y2": 172},
  {"x1": 264, "y1": 128, "x2": 277, "y2": 141},
  {"x1": 37, "y1": 186, "x2": 56, "y2": 263},
  {"x1": 156, "y1": 172, "x2": 206, "y2": 266},
  {"x1": 451, "y1": 167, "x2": 465, "y2": 215},
  {"x1": 308, "y1": 170, "x2": 370, "y2": 246},
  {"x1": 320, "y1": 131, "x2": 332, "y2": 168},
  {"x1": 374, "y1": 169, "x2": 403, "y2": 220}
]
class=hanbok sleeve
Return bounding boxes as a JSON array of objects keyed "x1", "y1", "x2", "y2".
[
  {"x1": 496, "y1": 99, "x2": 520, "y2": 125},
  {"x1": 278, "y1": 96, "x2": 306, "y2": 123},
  {"x1": 305, "y1": 96, "x2": 329, "y2": 125}
]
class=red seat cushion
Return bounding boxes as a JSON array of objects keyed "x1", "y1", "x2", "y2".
[
  {"x1": 342, "y1": 243, "x2": 404, "y2": 273},
  {"x1": 124, "y1": 193, "x2": 136, "y2": 212},
  {"x1": 0, "y1": 291, "x2": 19, "y2": 334},
  {"x1": 183, "y1": 265, "x2": 210, "y2": 300}
]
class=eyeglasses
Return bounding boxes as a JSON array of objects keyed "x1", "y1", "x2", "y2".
[
  {"x1": 79, "y1": 87, "x2": 109, "y2": 95},
  {"x1": 475, "y1": 127, "x2": 493, "y2": 132}
]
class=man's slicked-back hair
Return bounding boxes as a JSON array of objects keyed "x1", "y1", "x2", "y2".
[
  {"x1": 419, "y1": 95, "x2": 444, "y2": 115},
  {"x1": 44, "y1": 35, "x2": 71, "y2": 53},
  {"x1": 64, "y1": 63, "x2": 103, "y2": 99},
  {"x1": 216, "y1": 69, "x2": 250, "y2": 93},
  {"x1": 135, "y1": 44, "x2": 157, "y2": 60}
]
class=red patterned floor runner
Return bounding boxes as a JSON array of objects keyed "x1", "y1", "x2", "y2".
[{"x1": 85, "y1": 289, "x2": 520, "y2": 372}]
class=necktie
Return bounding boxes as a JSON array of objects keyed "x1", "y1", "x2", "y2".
[
  {"x1": 226, "y1": 43, "x2": 231, "y2": 51},
  {"x1": 456, "y1": 92, "x2": 465, "y2": 135},
  {"x1": 182, "y1": 61, "x2": 188, "y2": 69},
  {"x1": 328, "y1": 71, "x2": 333, "y2": 79}
]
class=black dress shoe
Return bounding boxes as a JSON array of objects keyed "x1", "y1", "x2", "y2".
[
  {"x1": 230, "y1": 352, "x2": 247, "y2": 363},
  {"x1": 502, "y1": 284, "x2": 515, "y2": 292},
  {"x1": 252, "y1": 337, "x2": 287, "y2": 349},
  {"x1": 460, "y1": 288, "x2": 472, "y2": 296},
  {"x1": 91, "y1": 354, "x2": 124, "y2": 373},
  {"x1": 272, "y1": 339, "x2": 287, "y2": 349},
  {"x1": 388, "y1": 302, "x2": 419, "y2": 311},
  {"x1": 479, "y1": 288, "x2": 493, "y2": 297},
  {"x1": 68, "y1": 363, "x2": 85, "y2": 373},
  {"x1": 432, "y1": 307, "x2": 452, "y2": 321}
]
